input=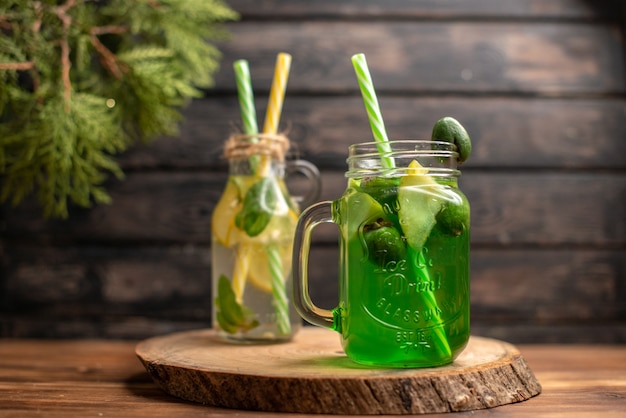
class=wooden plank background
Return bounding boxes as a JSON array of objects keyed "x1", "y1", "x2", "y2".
[{"x1": 1, "y1": 0, "x2": 625, "y2": 343}]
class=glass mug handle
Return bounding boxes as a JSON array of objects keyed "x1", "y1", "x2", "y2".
[
  {"x1": 292, "y1": 201, "x2": 337, "y2": 329},
  {"x1": 286, "y1": 160, "x2": 321, "y2": 208}
]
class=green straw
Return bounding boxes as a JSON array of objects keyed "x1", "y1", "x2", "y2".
[
  {"x1": 351, "y1": 53, "x2": 395, "y2": 169},
  {"x1": 233, "y1": 59, "x2": 259, "y2": 170},
  {"x1": 233, "y1": 60, "x2": 259, "y2": 137},
  {"x1": 352, "y1": 53, "x2": 450, "y2": 362},
  {"x1": 268, "y1": 243, "x2": 291, "y2": 335},
  {"x1": 415, "y1": 251, "x2": 452, "y2": 359},
  {"x1": 230, "y1": 59, "x2": 257, "y2": 311}
]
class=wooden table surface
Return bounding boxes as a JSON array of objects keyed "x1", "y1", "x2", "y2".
[{"x1": 1, "y1": 333, "x2": 625, "y2": 417}]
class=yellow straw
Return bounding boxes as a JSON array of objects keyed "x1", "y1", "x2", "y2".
[
  {"x1": 263, "y1": 52, "x2": 292, "y2": 335},
  {"x1": 232, "y1": 243, "x2": 251, "y2": 304},
  {"x1": 263, "y1": 52, "x2": 292, "y2": 134}
]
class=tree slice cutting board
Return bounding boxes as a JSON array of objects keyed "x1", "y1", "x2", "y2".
[{"x1": 136, "y1": 328, "x2": 541, "y2": 415}]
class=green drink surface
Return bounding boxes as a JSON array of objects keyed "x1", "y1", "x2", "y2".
[{"x1": 335, "y1": 176, "x2": 470, "y2": 367}]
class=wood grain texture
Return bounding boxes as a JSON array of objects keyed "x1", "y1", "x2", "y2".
[
  {"x1": 3, "y1": 171, "x2": 624, "y2": 246},
  {"x1": 2, "y1": 245, "x2": 623, "y2": 331},
  {"x1": 228, "y1": 0, "x2": 620, "y2": 19},
  {"x1": 114, "y1": 96, "x2": 626, "y2": 170},
  {"x1": 211, "y1": 22, "x2": 625, "y2": 94},
  {"x1": 1, "y1": 338, "x2": 625, "y2": 418},
  {"x1": 135, "y1": 328, "x2": 541, "y2": 415},
  {"x1": 0, "y1": 0, "x2": 624, "y2": 341}
]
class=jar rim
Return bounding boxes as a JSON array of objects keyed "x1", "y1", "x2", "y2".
[
  {"x1": 348, "y1": 140, "x2": 458, "y2": 153},
  {"x1": 345, "y1": 140, "x2": 461, "y2": 178},
  {"x1": 347, "y1": 140, "x2": 459, "y2": 161}
]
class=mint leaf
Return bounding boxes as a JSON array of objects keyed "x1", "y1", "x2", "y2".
[
  {"x1": 235, "y1": 177, "x2": 278, "y2": 237},
  {"x1": 215, "y1": 275, "x2": 259, "y2": 334}
]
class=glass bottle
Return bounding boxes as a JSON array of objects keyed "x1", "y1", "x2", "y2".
[{"x1": 212, "y1": 133, "x2": 320, "y2": 342}]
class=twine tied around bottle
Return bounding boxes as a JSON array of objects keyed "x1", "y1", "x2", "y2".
[{"x1": 224, "y1": 133, "x2": 290, "y2": 161}]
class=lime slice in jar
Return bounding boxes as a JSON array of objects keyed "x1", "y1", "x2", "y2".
[
  {"x1": 397, "y1": 160, "x2": 445, "y2": 252},
  {"x1": 343, "y1": 187, "x2": 386, "y2": 241}
]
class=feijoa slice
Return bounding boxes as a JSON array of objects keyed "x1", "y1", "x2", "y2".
[
  {"x1": 436, "y1": 196, "x2": 470, "y2": 237},
  {"x1": 363, "y1": 219, "x2": 407, "y2": 265}
]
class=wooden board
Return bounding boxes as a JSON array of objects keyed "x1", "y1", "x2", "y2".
[
  {"x1": 2, "y1": 339, "x2": 625, "y2": 418},
  {"x1": 136, "y1": 328, "x2": 541, "y2": 415}
]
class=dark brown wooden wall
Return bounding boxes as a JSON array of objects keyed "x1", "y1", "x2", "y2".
[{"x1": 1, "y1": 0, "x2": 625, "y2": 343}]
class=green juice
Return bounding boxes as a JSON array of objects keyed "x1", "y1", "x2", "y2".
[{"x1": 333, "y1": 175, "x2": 470, "y2": 367}]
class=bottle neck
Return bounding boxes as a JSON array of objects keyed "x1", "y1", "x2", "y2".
[
  {"x1": 228, "y1": 156, "x2": 286, "y2": 178},
  {"x1": 223, "y1": 133, "x2": 290, "y2": 178}
]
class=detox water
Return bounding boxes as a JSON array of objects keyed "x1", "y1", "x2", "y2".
[
  {"x1": 212, "y1": 172, "x2": 301, "y2": 342},
  {"x1": 335, "y1": 176, "x2": 470, "y2": 366},
  {"x1": 293, "y1": 140, "x2": 471, "y2": 367}
]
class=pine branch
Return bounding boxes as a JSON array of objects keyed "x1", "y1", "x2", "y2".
[
  {"x1": 0, "y1": 0, "x2": 239, "y2": 219},
  {"x1": 0, "y1": 61, "x2": 34, "y2": 70}
]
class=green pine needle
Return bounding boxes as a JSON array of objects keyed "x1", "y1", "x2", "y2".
[{"x1": 0, "y1": 0, "x2": 238, "y2": 219}]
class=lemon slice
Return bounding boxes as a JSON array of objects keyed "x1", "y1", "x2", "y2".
[
  {"x1": 244, "y1": 207, "x2": 296, "y2": 293},
  {"x1": 212, "y1": 177, "x2": 260, "y2": 247},
  {"x1": 231, "y1": 243, "x2": 251, "y2": 303},
  {"x1": 247, "y1": 243, "x2": 293, "y2": 294},
  {"x1": 212, "y1": 181, "x2": 241, "y2": 247},
  {"x1": 214, "y1": 175, "x2": 299, "y2": 295}
]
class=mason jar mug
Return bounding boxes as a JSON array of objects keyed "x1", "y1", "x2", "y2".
[{"x1": 293, "y1": 140, "x2": 470, "y2": 367}]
